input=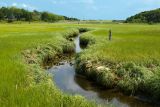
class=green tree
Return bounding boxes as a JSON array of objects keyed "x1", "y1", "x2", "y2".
[{"x1": 0, "y1": 6, "x2": 79, "y2": 23}]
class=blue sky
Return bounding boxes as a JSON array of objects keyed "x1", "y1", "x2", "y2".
[{"x1": 0, "y1": 0, "x2": 160, "y2": 20}]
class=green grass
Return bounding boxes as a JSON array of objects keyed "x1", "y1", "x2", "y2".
[
  {"x1": 0, "y1": 23, "x2": 96, "y2": 107},
  {"x1": 1, "y1": 22, "x2": 160, "y2": 106},
  {"x1": 76, "y1": 23, "x2": 160, "y2": 101},
  {"x1": 78, "y1": 23, "x2": 160, "y2": 64}
]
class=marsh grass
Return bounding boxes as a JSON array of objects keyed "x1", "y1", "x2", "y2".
[
  {"x1": 76, "y1": 24, "x2": 160, "y2": 101},
  {"x1": 0, "y1": 24, "x2": 96, "y2": 107},
  {"x1": 2, "y1": 22, "x2": 160, "y2": 106}
]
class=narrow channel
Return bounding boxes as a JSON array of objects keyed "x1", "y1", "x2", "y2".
[{"x1": 48, "y1": 34, "x2": 154, "y2": 107}]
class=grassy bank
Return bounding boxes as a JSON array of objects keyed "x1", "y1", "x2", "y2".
[
  {"x1": 76, "y1": 24, "x2": 160, "y2": 102},
  {"x1": 0, "y1": 24, "x2": 96, "y2": 107},
  {"x1": 1, "y1": 22, "x2": 160, "y2": 106}
]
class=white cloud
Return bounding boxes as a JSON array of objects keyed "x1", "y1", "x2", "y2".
[
  {"x1": 12, "y1": 3, "x2": 17, "y2": 6},
  {"x1": 11, "y1": 3, "x2": 36, "y2": 10},
  {"x1": 22, "y1": 4, "x2": 27, "y2": 8},
  {"x1": 50, "y1": 0, "x2": 66, "y2": 5},
  {"x1": 75, "y1": 0, "x2": 95, "y2": 4},
  {"x1": 49, "y1": 0, "x2": 97, "y2": 11},
  {"x1": 51, "y1": 1, "x2": 57, "y2": 4}
]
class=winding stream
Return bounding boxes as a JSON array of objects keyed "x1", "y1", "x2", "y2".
[{"x1": 48, "y1": 35, "x2": 155, "y2": 107}]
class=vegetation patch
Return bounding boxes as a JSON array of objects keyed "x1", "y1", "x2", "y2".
[
  {"x1": 76, "y1": 24, "x2": 160, "y2": 103},
  {"x1": 80, "y1": 32, "x2": 96, "y2": 48},
  {"x1": 0, "y1": 24, "x2": 96, "y2": 107},
  {"x1": 22, "y1": 28, "x2": 97, "y2": 107}
]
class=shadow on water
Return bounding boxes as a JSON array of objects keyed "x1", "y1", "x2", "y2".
[{"x1": 48, "y1": 35, "x2": 157, "y2": 107}]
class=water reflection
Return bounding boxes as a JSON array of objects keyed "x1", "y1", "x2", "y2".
[{"x1": 48, "y1": 61, "x2": 154, "y2": 107}]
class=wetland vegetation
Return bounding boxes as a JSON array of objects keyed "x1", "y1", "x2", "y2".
[{"x1": 1, "y1": 5, "x2": 160, "y2": 107}]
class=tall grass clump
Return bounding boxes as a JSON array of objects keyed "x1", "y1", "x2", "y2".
[
  {"x1": 79, "y1": 28, "x2": 91, "y2": 33},
  {"x1": 62, "y1": 28, "x2": 79, "y2": 40},
  {"x1": 0, "y1": 24, "x2": 96, "y2": 107},
  {"x1": 80, "y1": 32, "x2": 96, "y2": 47}
]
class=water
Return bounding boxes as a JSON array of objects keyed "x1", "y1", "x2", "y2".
[
  {"x1": 74, "y1": 35, "x2": 82, "y2": 53},
  {"x1": 48, "y1": 35, "x2": 156, "y2": 107}
]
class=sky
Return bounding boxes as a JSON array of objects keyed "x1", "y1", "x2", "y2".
[{"x1": 0, "y1": 0, "x2": 160, "y2": 20}]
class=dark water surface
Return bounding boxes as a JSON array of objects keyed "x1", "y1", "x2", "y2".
[{"x1": 48, "y1": 35, "x2": 156, "y2": 107}]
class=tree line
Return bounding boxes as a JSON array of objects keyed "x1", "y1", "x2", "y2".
[
  {"x1": 125, "y1": 8, "x2": 160, "y2": 23},
  {"x1": 0, "y1": 7, "x2": 79, "y2": 23}
]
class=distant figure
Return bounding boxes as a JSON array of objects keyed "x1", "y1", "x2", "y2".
[{"x1": 109, "y1": 29, "x2": 112, "y2": 41}]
